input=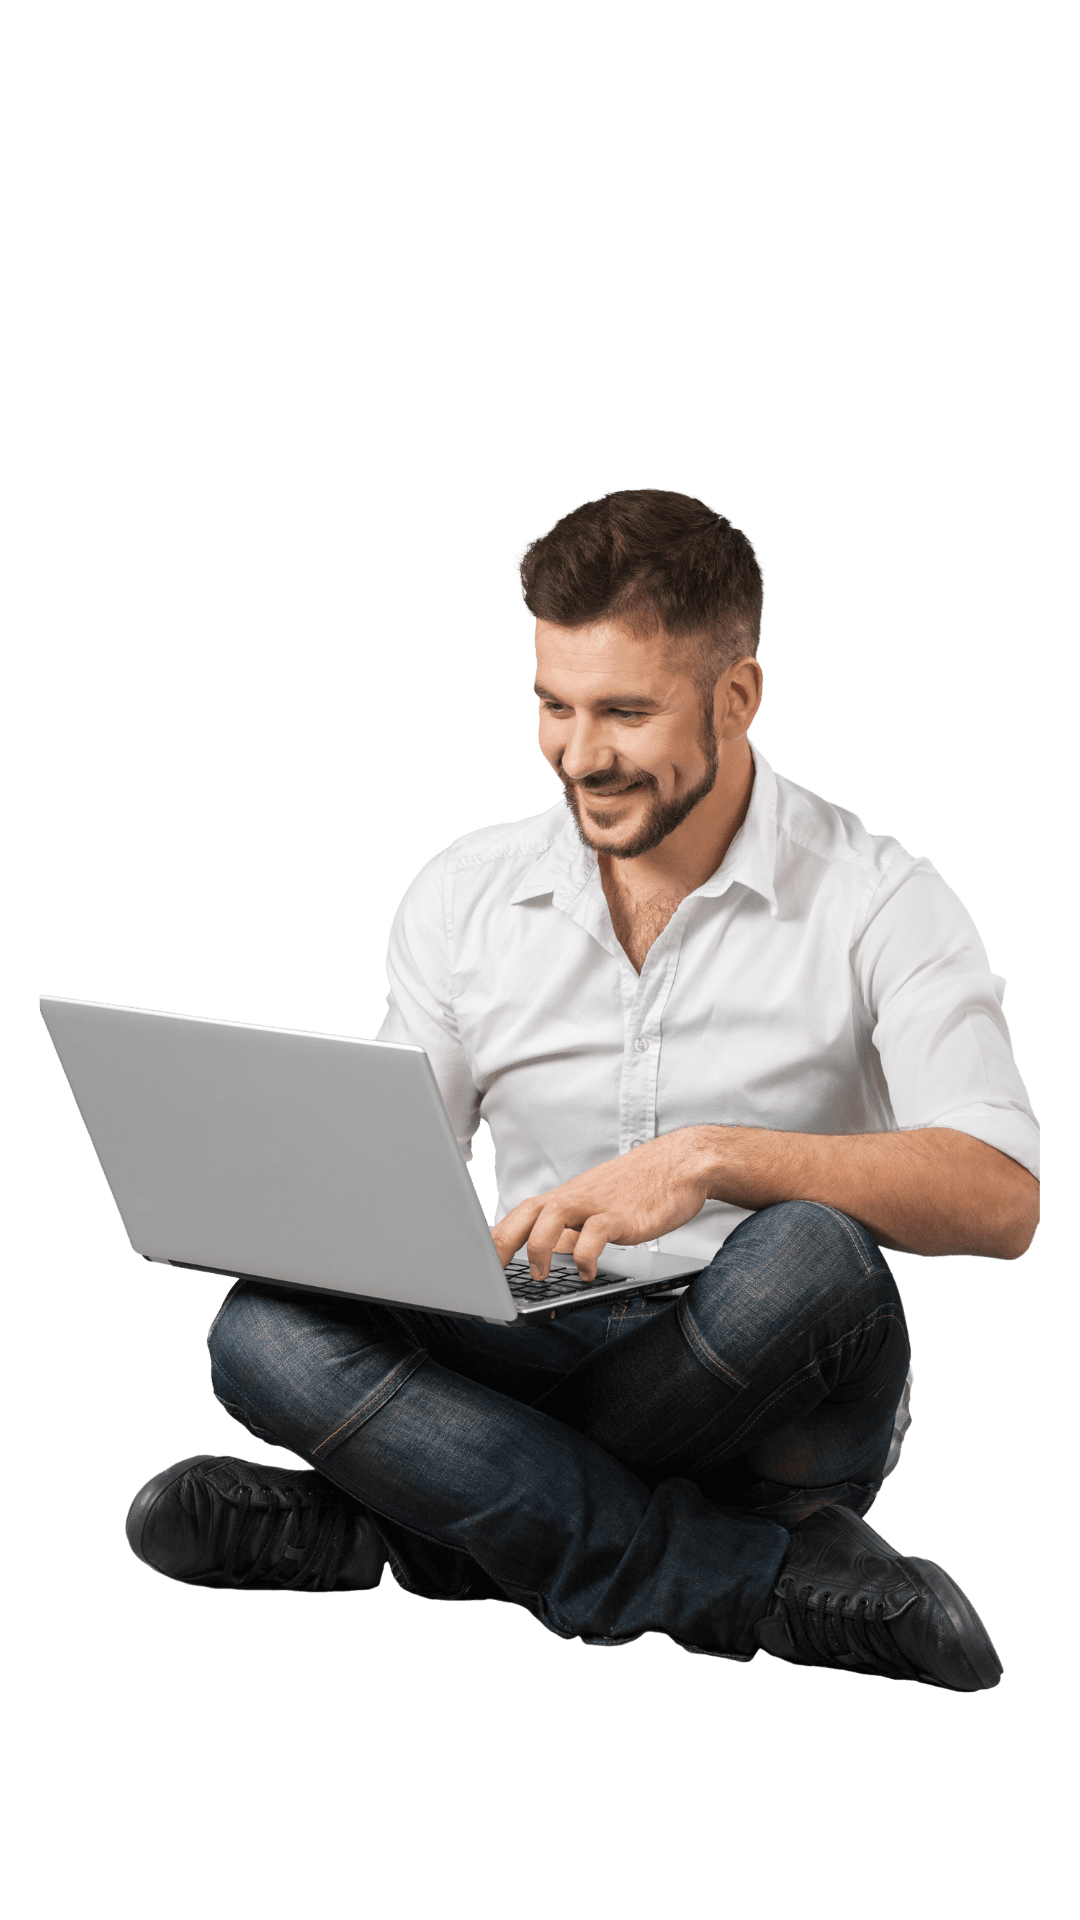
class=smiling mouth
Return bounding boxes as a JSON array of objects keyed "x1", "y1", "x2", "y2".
[{"x1": 574, "y1": 779, "x2": 648, "y2": 800}]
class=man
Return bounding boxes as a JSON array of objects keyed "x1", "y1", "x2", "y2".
[{"x1": 127, "y1": 491, "x2": 1039, "y2": 1688}]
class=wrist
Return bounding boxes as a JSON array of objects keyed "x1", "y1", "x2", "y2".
[
  {"x1": 688, "y1": 1123, "x2": 747, "y2": 1200},
  {"x1": 691, "y1": 1123, "x2": 805, "y2": 1209}
]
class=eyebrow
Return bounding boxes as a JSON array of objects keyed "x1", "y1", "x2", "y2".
[{"x1": 533, "y1": 683, "x2": 663, "y2": 710}]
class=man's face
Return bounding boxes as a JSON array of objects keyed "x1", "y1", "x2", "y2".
[{"x1": 534, "y1": 617, "x2": 721, "y2": 859}]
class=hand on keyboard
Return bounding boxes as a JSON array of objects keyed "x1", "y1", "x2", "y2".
[{"x1": 503, "y1": 1260, "x2": 596, "y2": 1303}]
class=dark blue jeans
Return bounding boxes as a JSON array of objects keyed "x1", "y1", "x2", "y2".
[{"x1": 208, "y1": 1201, "x2": 910, "y2": 1657}]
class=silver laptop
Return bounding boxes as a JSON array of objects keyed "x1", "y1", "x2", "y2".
[{"x1": 40, "y1": 997, "x2": 704, "y2": 1323}]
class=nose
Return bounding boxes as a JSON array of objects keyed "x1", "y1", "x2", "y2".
[{"x1": 559, "y1": 712, "x2": 616, "y2": 781}]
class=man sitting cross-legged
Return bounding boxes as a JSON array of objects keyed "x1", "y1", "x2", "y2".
[{"x1": 127, "y1": 490, "x2": 1039, "y2": 1689}]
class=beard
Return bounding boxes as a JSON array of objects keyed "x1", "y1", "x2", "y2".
[{"x1": 561, "y1": 700, "x2": 720, "y2": 860}]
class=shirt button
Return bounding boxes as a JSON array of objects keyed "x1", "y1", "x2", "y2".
[{"x1": 634, "y1": 1036, "x2": 650, "y2": 1052}]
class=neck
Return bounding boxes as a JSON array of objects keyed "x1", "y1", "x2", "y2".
[{"x1": 601, "y1": 737, "x2": 756, "y2": 901}]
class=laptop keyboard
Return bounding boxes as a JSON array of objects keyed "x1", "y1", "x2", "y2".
[{"x1": 503, "y1": 1259, "x2": 601, "y2": 1304}]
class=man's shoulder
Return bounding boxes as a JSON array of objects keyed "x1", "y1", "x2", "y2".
[
  {"x1": 771, "y1": 765, "x2": 908, "y2": 886},
  {"x1": 390, "y1": 803, "x2": 569, "y2": 945},
  {"x1": 441, "y1": 802, "x2": 568, "y2": 877},
  {"x1": 393, "y1": 804, "x2": 569, "y2": 912}
]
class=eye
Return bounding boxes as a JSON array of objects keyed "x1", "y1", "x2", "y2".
[{"x1": 541, "y1": 700, "x2": 570, "y2": 714}]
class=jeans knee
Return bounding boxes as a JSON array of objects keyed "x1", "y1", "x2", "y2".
[
  {"x1": 206, "y1": 1281, "x2": 290, "y2": 1439},
  {"x1": 730, "y1": 1201, "x2": 893, "y2": 1297},
  {"x1": 746, "y1": 1198, "x2": 886, "y2": 1269},
  {"x1": 208, "y1": 1280, "x2": 264, "y2": 1387},
  {"x1": 207, "y1": 1281, "x2": 426, "y2": 1460},
  {"x1": 683, "y1": 1201, "x2": 902, "y2": 1365}
]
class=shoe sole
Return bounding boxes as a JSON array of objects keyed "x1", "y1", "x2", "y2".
[
  {"x1": 834, "y1": 1505, "x2": 1002, "y2": 1691},
  {"x1": 125, "y1": 1455, "x2": 218, "y2": 1565}
]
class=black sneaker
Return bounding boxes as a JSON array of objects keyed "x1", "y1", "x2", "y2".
[
  {"x1": 126, "y1": 1455, "x2": 385, "y2": 1592},
  {"x1": 755, "y1": 1502, "x2": 1002, "y2": 1691}
]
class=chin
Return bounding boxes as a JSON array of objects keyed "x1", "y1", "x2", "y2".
[
  {"x1": 580, "y1": 822, "x2": 644, "y2": 858},
  {"x1": 584, "y1": 809, "x2": 636, "y2": 834},
  {"x1": 584, "y1": 822, "x2": 641, "y2": 852},
  {"x1": 564, "y1": 784, "x2": 655, "y2": 858}
]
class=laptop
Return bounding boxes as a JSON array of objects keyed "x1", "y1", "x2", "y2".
[{"x1": 40, "y1": 997, "x2": 704, "y2": 1323}]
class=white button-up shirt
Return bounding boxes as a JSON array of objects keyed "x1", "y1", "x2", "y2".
[{"x1": 378, "y1": 750, "x2": 1039, "y2": 1265}]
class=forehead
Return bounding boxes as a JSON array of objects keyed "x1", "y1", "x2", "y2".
[{"x1": 534, "y1": 618, "x2": 694, "y2": 698}]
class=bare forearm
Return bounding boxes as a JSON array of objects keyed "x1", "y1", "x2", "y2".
[
  {"x1": 692, "y1": 1124, "x2": 1040, "y2": 1259},
  {"x1": 494, "y1": 1120, "x2": 1039, "y2": 1281}
]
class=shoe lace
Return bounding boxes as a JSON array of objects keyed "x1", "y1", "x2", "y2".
[
  {"x1": 212, "y1": 1480, "x2": 349, "y2": 1592},
  {"x1": 776, "y1": 1576, "x2": 924, "y2": 1681}
]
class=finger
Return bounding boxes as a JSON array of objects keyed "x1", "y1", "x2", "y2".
[
  {"x1": 554, "y1": 1228, "x2": 581, "y2": 1254},
  {"x1": 491, "y1": 1198, "x2": 545, "y2": 1267},
  {"x1": 526, "y1": 1202, "x2": 584, "y2": 1280},
  {"x1": 569, "y1": 1216, "x2": 613, "y2": 1283}
]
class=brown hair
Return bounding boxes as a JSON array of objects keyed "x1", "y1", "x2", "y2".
[{"x1": 520, "y1": 489, "x2": 762, "y2": 686}]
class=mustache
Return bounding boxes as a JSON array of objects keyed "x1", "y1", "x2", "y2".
[{"x1": 559, "y1": 766, "x2": 657, "y2": 796}]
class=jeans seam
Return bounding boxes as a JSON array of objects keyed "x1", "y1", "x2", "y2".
[
  {"x1": 676, "y1": 1294, "x2": 750, "y2": 1387},
  {"x1": 799, "y1": 1202, "x2": 878, "y2": 1273},
  {"x1": 681, "y1": 1306, "x2": 910, "y2": 1472},
  {"x1": 211, "y1": 1344, "x2": 431, "y2": 1459},
  {"x1": 605, "y1": 1303, "x2": 629, "y2": 1343},
  {"x1": 310, "y1": 1350, "x2": 430, "y2": 1455}
]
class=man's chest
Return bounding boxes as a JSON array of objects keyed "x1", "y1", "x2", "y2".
[
  {"x1": 450, "y1": 889, "x2": 866, "y2": 1091},
  {"x1": 602, "y1": 878, "x2": 685, "y2": 974}
]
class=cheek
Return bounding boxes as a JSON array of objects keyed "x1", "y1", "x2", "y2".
[
  {"x1": 537, "y1": 719, "x2": 564, "y2": 767},
  {"x1": 620, "y1": 732, "x2": 677, "y2": 783}
]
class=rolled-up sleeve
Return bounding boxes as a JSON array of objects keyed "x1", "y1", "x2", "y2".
[
  {"x1": 852, "y1": 857, "x2": 1040, "y2": 1178},
  {"x1": 375, "y1": 849, "x2": 482, "y2": 1160}
]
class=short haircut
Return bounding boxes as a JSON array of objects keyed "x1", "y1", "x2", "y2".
[{"x1": 520, "y1": 489, "x2": 762, "y2": 686}]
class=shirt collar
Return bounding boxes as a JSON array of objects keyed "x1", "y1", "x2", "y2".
[
  {"x1": 509, "y1": 806, "x2": 595, "y2": 908},
  {"x1": 509, "y1": 745, "x2": 778, "y2": 914},
  {"x1": 696, "y1": 746, "x2": 778, "y2": 913}
]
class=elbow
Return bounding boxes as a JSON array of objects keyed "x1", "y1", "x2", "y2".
[{"x1": 990, "y1": 1174, "x2": 1040, "y2": 1260}]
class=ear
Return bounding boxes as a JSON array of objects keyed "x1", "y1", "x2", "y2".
[{"x1": 715, "y1": 657, "x2": 763, "y2": 739}]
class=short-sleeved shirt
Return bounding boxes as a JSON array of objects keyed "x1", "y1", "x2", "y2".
[{"x1": 377, "y1": 748, "x2": 1039, "y2": 1268}]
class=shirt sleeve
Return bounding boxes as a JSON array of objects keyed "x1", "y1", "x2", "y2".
[
  {"x1": 375, "y1": 847, "x2": 482, "y2": 1161},
  {"x1": 851, "y1": 856, "x2": 1040, "y2": 1178}
]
